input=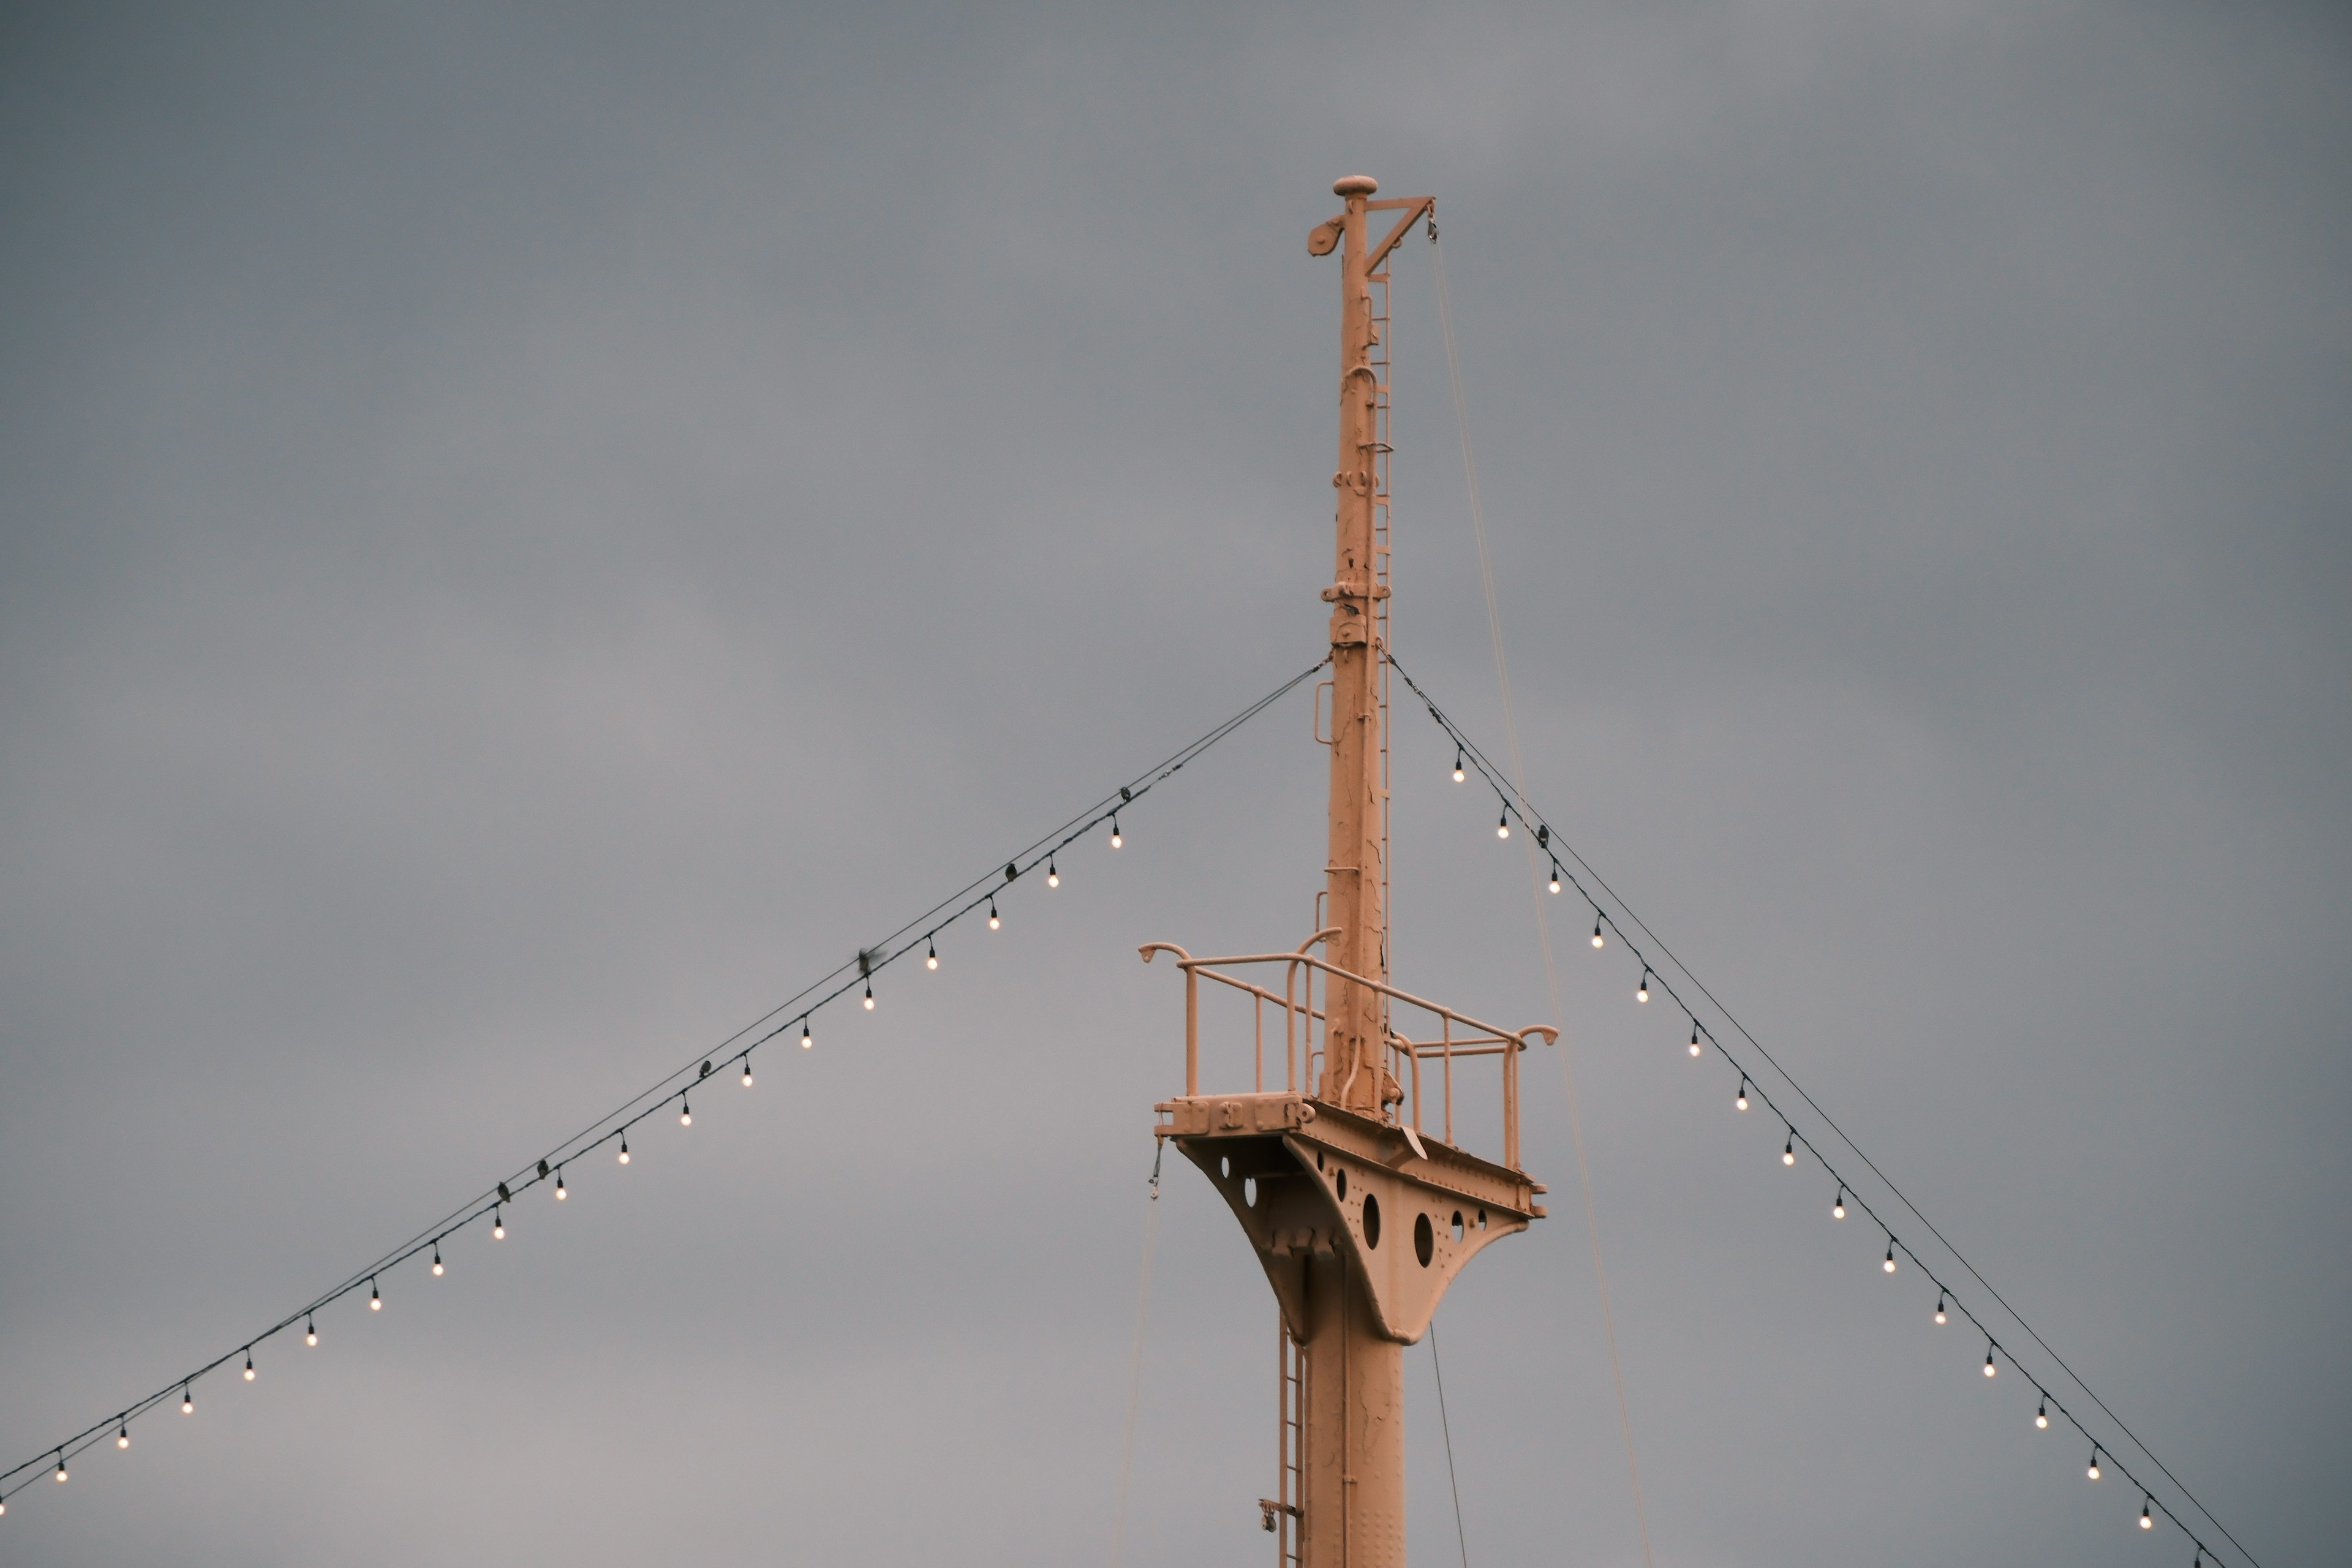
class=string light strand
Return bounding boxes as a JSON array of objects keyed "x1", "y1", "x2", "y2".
[{"x1": 0, "y1": 659, "x2": 1329, "y2": 1511}]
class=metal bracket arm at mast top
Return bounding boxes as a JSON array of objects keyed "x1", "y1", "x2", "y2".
[{"x1": 1363, "y1": 197, "x2": 1434, "y2": 271}]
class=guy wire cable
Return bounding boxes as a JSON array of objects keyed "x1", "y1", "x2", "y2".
[
  {"x1": 1, "y1": 656, "x2": 1329, "y2": 1509},
  {"x1": 1429, "y1": 222, "x2": 1659, "y2": 1568}
]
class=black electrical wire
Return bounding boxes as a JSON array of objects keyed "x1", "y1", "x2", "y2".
[
  {"x1": 0, "y1": 657, "x2": 1329, "y2": 1506},
  {"x1": 1388, "y1": 653, "x2": 2255, "y2": 1568}
]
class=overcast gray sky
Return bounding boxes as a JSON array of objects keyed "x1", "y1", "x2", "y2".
[{"x1": 2, "y1": 2, "x2": 2345, "y2": 1564}]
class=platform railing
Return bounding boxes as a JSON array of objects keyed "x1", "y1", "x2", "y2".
[{"x1": 1139, "y1": 935, "x2": 1556, "y2": 1170}]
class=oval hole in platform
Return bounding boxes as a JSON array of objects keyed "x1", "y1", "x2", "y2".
[
  {"x1": 1450, "y1": 1210, "x2": 1465, "y2": 1243},
  {"x1": 1414, "y1": 1212, "x2": 1434, "y2": 1267},
  {"x1": 1336, "y1": 1169, "x2": 1347, "y2": 1201},
  {"x1": 1220, "y1": 1156, "x2": 1231, "y2": 1179},
  {"x1": 1244, "y1": 1177, "x2": 1257, "y2": 1208},
  {"x1": 1362, "y1": 1193, "x2": 1381, "y2": 1250}
]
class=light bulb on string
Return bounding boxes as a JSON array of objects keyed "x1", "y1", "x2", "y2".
[
  {"x1": 369, "y1": 1278, "x2": 380, "y2": 1310},
  {"x1": 618, "y1": 1137, "x2": 631, "y2": 1164},
  {"x1": 1735, "y1": 1077, "x2": 1749, "y2": 1111},
  {"x1": 987, "y1": 898, "x2": 1000, "y2": 930},
  {"x1": 2088, "y1": 1447, "x2": 2102, "y2": 1480},
  {"x1": 556, "y1": 1167, "x2": 569, "y2": 1196},
  {"x1": 432, "y1": 1243, "x2": 443, "y2": 1276},
  {"x1": 1689, "y1": 1022, "x2": 1702, "y2": 1057},
  {"x1": 1832, "y1": 1186, "x2": 1847, "y2": 1219},
  {"x1": 1591, "y1": 918, "x2": 1604, "y2": 949},
  {"x1": 1884, "y1": 1239, "x2": 1898, "y2": 1273},
  {"x1": 801, "y1": 1019, "x2": 813, "y2": 1049},
  {"x1": 55, "y1": 1453, "x2": 66, "y2": 1483},
  {"x1": 1109, "y1": 816, "x2": 1122, "y2": 848},
  {"x1": 1452, "y1": 748, "x2": 1464, "y2": 783},
  {"x1": 926, "y1": 937, "x2": 938, "y2": 970},
  {"x1": 2142, "y1": 1500, "x2": 2154, "y2": 1529},
  {"x1": 181, "y1": 1387, "x2": 194, "y2": 1415},
  {"x1": 1984, "y1": 1345, "x2": 1997, "y2": 1377},
  {"x1": 1548, "y1": 861, "x2": 1561, "y2": 894},
  {"x1": 494, "y1": 1205, "x2": 508, "y2": 1239},
  {"x1": 306, "y1": 1316, "x2": 317, "y2": 1347},
  {"x1": 243, "y1": 1350, "x2": 255, "y2": 1382},
  {"x1": 1636, "y1": 968, "x2": 1650, "y2": 1003},
  {"x1": 2036, "y1": 1399, "x2": 2049, "y2": 1429},
  {"x1": 863, "y1": 982, "x2": 875, "y2": 1010},
  {"x1": 741, "y1": 1055, "x2": 754, "y2": 1086},
  {"x1": 1496, "y1": 811, "x2": 1510, "y2": 840},
  {"x1": 1934, "y1": 1293, "x2": 1947, "y2": 1324},
  {"x1": 679, "y1": 1096, "x2": 692, "y2": 1128},
  {"x1": 1782, "y1": 1132, "x2": 1795, "y2": 1166},
  {"x1": 1046, "y1": 858, "x2": 1059, "y2": 888},
  {"x1": 117, "y1": 1422, "x2": 129, "y2": 1449}
]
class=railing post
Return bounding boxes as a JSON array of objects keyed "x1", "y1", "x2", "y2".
[
  {"x1": 1504, "y1": 1033, "x2": 1521, "y2": 1170},
  {"x1": 1185, "y1": 966, "x2": 1200, "y2": 1098},
  {"x1": 1442, "y1": 1014, "x2": 1454, "y2": 1147},
  {"x1": 1254, "y1": 992, "x2": 1265, "y2": 1093}
]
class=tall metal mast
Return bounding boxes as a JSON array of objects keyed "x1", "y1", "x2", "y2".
[
  {"x1": 1143, "y1": 177, "x2": 1548, "y2": 1568},
  {"x1": 1319, "y1": 172, "x2": 1392, "y2": 1121}
]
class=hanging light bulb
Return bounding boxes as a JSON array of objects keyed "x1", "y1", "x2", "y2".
[
  {"x1": 243, "y1": 1350, "x2": 255, "y2": 1381},
  {"x1": 618, "y1": 1136, "x2": 631, "y2": 1163},
  {"x1": 369, "y1": 1278, "x2": 381, "y2": 1310},
  {"x1": 987, "y1": 897, "x2": 1000, "y2": 930},
  {"x1": 926, "y1": 937, "x2": 938, "y2": 970},
  {"x1": 1832, "y1": 1186, "x2": 1847, "y2": 1219},
  {"x1": 2036, "y1": 1399, "x2": 2049, "y2": 1429},
  {"x1": 2141, "y1": 1500, "x2": 2154, "y2": 1529},
  {"x1": 1496, "y1": 811, "x2": 1510, "y2": 840},
  {"x1": 1782, "y1": 1132, "x2": 1795, "y2": 1166},
  {"x1": 432, "y1": 1243, "x2": 444, "y2": 1276},
  {"x1": 1735, "y1": 1076, "x2": 1749, "y2": 1110},
  {"x1": 55, "y1": 1453, "x2": 67, "y2": 1482},
  {"x1": 1452, "y1": 748, "x2": 1465, "y2": 783},
  {"x1": 1689, "y1": 1022, "x2": 1702, "y2": 1057},
  {"x1": 679, "y1": 1096, "x2": 692, "y2": 1127},
  {"x1": 1046, "y1": 857, "x2": 1060, "y2": 888},
  {"x1": 556, "y1": 1166, "x2": 570, "y2": 1196},
  {"x1": 306, "y1": 1315, "x2": 317, "y2": 1347},
  {"x1": 1984, "y1": 1345, "x2": 1997, "y2": 1377},
  {"x1": 117, "y1": 1422, "x2": 129, "y2": 1449},
  {"x1": 1548, "y1": 861, "x2": 1561, "y2": 894},
  {"x1": 492, "y1": 1206, "x2": 505, "y2": 1239},
  {"x1": 1934, "y1": 1292, "x2": 1947, "y2": 1324},
  {"x1": 1637, "y1": 968, "x2": 1651, "y2": 1003},
  {"x1": 801, "y1": 1018, "x2": 813, "y2": 1049},
  {"x1": 1884, "y1": 1239, "x2": 1898, "y2": 1273},
  {"x1": 741, "y1": 1055, "x2": 755, "y2": 1086},
  {"x1": 182, "y1": 1387, "x2": 194, "y2": 1415},
  {"x1": 863, "y1": 982, "x2": 875, "y2": 1009},
  {"x1": 1592, "y1": 918, "x2": 1605, "y2": 949},
  {"x1": 2087, "y1": 1447, "x2": 2101, "y2": 1480},
  {"x1": 1109, "y1": 816, "x2": 1122, "y2": 848}
]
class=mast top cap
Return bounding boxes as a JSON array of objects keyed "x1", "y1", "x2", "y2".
[{"x1": 1333, "y1": 175, "x2": 1379, "y2": 197}]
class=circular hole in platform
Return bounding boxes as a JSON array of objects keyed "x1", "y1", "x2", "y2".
[{"x1": 1451, "y1": 1210, "x2": 1465, "y2": 1243}]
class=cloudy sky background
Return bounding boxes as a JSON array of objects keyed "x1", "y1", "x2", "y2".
[{"x1": 2, "y1": 2, "x2": 2345, "y2": 1564}]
